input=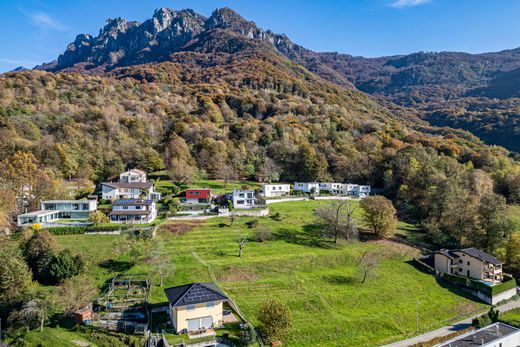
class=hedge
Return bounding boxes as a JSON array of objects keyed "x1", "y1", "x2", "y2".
[
  {"x1": 44, "y1": 224, "x2": 134, "y2": 235},
  {"x1": 440, "y1": 272, "x2": 517, "y2": 297}
]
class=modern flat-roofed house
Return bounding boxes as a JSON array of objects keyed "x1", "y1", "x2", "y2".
[
  {"x1": 434, "y1": 248, "x2": 504, "y2": 283},
  {"x1": 294, "y1": 182, "x2": 320, "y2": 194},
  {"x1": 357, "y1": 185, "x2": 371, "y2": 197},
  {"x1": 231, "y1": 190, "x2": 256, "y2": 208},
  {"x1": 119, "y1": 169, "x2": 147, "y2": 183},
  {"x1": 164, "y1": 283, "x2": 228, "y2": 334},
  {"x1": 319, "y1": 183, "x2": 345, "y2": 194},
  {"x1": 17, "y1": 199, "x2": 97, "y2": 226},
  {"x1": 182, "y1": 189, "x2": 212, "y2": 205},
  {"x1": 262, "y1": 184, "x2": 290, "y2": 197},
  {"x1": 109, "y1": 199, "x2": 157, "y2": 224},
  {"x1": 101, "y1": 181, "x2": 161, "y2": 201},
  {"x1": 436, "y1": 322, "x2": 520, "y2": 347}
]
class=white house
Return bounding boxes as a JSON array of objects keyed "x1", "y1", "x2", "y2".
[
  {"x1": 319, "y1": 183, "x2": 345, "y2": 195},
  {"x1": 436, "y1": 322, "x2": 520, "y2": 347},
  {"x1": 17, "y1": 199, "x2": 97, "y2": 226},
  {"x1": 262, "y1": 184, "x2": 290, "y2": 198},
  {"x1": 357, "y1": 185, "x2": 371, "y2": 197},
  {"x1": 101, "y1": 182, "x2": 161, "y2": 201},
  {"x1": 109, "y1": 199, "x2": 157, "y2": 224},
  {"x1": 294, "y1": 182, "x2": 320, "y2": 194},
  {"x1": 231, "y1": 190, "x2": 257, "y2": 209},
  {"x1": 119, "y1": 169, "x2": 147, "y2": 183}
]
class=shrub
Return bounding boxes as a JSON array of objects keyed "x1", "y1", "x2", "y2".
[
  {"x1": 253, "y1": 226, "x2": 273, "y2": 242},
  {"x1": 271, "y1": 212, "x2": 282, "y2": 221},
  {"x1": 246, "y1": 220, "x2": 259, "y2": 228},
  {"x1": 239, "y1": 322, "x2": 257, "y2": 346},
  {"x1": 46, "y1": 226, "x2": 87, "y2": 235},
  {"x1": 88, "y1": 211, "x2": 109, "y2": 225},
  {"x1": 47, "y1": 249, "x2": 85, "y2": 284},
  {"x1": 257, "y1": 299, "x2": 292, "y2": 344}
]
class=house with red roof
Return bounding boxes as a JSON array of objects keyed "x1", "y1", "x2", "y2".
[{"x1": 182, "y1": 189, "x2": 212, "y2": 205}]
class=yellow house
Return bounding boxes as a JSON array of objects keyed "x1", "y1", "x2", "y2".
[
  {"x1": 164, "y1": 283, "x2": 228, "y2": 334},
  {"x1": 434, "y1": 248, "x2": 503, "y2": 283}
]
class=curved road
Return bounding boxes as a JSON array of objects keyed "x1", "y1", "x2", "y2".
[{"x1": 382, "y1": 298, "x2": 520, "y2": 347}]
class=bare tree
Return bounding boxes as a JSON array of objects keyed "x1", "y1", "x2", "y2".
[
  {"x1": 216, "y1": 164, "x2": 237, "y2": 191},
  {"x1": 357, "y1": 251, "x2": 379, "y2": 283},
  {"x1": 18, "y1": 299, "x2": 47, "y2": 332},
  {"x1": 168, "y1": 159, "x2": 196, "y2": 188},
  {"x1": 314, "y1": 200, "x2": 358, "y2": 243},
  {"x1": 148, "y1": 239, "x2": 171, "y2": 286},
  {"x1": 256, "y1": 158, "x2": 280, "y2": 184},
  {"x1": 236, "y1": 230, "x2": 249, "y2": 257},
  {"x1": 59, "y1": 276, "x2": 97, "y2": 317}
]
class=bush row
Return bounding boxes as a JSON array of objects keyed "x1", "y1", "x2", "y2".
[{"x1": 44, "y1": 224, "x2": 133, "y2": 235}]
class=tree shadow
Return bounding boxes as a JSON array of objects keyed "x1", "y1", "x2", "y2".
[
  {"x1": 99, "y1": 259, "x2": 135, "y2": 273},
  {"x1": 323, "y1": 274, "x2": 356, "y2": 285},
  {"x1": 273, "y1": 224, "x2": 335, "y2": 249}
]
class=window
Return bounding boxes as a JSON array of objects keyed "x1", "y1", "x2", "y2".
[
  {"x1": 239, "y1": 193, "x2": 245, "y2": 197},
  {"x1": 237, "y1": 200, "x2": 244, "y2": 204},
  {"x1": 206, "y1": 302, "x2": 214, "y2": 308},
  {"x1": 467, "y1": 261, "x2": 470, "y2": 266},
  {"x1": 136, "y1": 206, "x2": 141, "y2": 210},
  {"x1": 458, "y1": 268, "x2": 462, "y2": 272},
  {"x1": 123, "y1": 206, "x2": 128, "y2": 210},
  {"x1": 187, "y1": 305, "x2": 195, "y2": 311},
  {"x1": 459, "y1": 260, "x2": 462, "y2": 264}
]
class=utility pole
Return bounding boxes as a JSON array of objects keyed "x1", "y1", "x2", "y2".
[{"x1": 415, "y1": 299, "x2": 420, "y2": 334}]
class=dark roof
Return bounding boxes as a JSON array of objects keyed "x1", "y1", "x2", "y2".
[
  {"x1": 437, "y1": 322, "x2": 519, "y2": 347},
  {"x1": 436, "y1": 248, "x2": 502, "y2": 265},
  {"x1": 109, "y1": 210, "x2": 151, "y2": 215},
  {"x1": 102, "y1": 182, "x2": 153, "y2": 189},
  {"x1": 459, "y1": 248, "x2": 502, "y2": 265},
  {"x1": 164, "y1": 283, "x2": 228, "y2": 307},
  {"x1": 113, "y1": 199, "x2": 153, "y2": 206}
]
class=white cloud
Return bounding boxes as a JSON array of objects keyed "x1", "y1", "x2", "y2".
[
  {"x1": 390, "y1": 0, "x2": 431, "y2": 8},
  {"x1": 18, "y1": 8, "x2": 68, "y2": 31}
]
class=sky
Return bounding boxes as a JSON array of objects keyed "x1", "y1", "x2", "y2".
[{"x1": 1, "y1": 0, "x2": 520, "y2": 72}]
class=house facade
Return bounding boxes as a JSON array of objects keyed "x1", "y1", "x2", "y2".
[
  {"x1": 436, "y1": 322, "x2": 520, "y2": 347},
  {"x1": 319, "y1": 182, "x2": 346, "y2": 194},
  {"x1": 17, "y1": 199, "x2": 97, "y2": 226},
  {"x1": 182, "y1": 189, "x2": 212, "y2": 205},
  {"x1": 164, "y1": 283, "x2": 228, "y2": 334},
  {"x1": 262, "y1": 184, "x2": 290, "y2": 197},
  {"x1": 101, "y1": 182, "x2": 161, "y2": 201},
  {"x1": 109, "y1": 199, "x2": 157, "y2": 224},
  {"x1": 434, "y1": 248, "x2": 503, "y2": 283},
  {"x1": 231, "y1": 190, "x2": 257, "y2": 209},
  {"x1": 294, "y1": 182, "x2": 320, "y2": 194},
  {"x1": 119, "y1": 169, "x2": 147, "y2": 183}
]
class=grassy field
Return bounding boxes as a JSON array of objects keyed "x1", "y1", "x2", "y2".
[
  {"x1": 155, "y1": 178, "x2": 262, "y2": 195},
  {"x1": 500, "y1": 308, "x2": 520, "y2": 327},
  {"x1": 38, "y1": 200, "x2": 487, "y2": 347}
]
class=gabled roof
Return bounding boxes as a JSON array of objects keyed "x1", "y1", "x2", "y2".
[
  {"x1": 459, "y1": 247, "x2": 502, "y2": 265},
  {"x1": 125, "y1": 168, "x2": 146, "y2": 175},
  {"x1": 436, "y1": 247, "x2": 502, "y2": 265},
  {"x1": 185, "y1": 189, "x2": 211, "y2": 199},
  {"x1": 102, "y1": 182, "x2": 153, "y2": 189},
  {"x1": 164, "y1": 283, "x2": 228, "y2": 307}
]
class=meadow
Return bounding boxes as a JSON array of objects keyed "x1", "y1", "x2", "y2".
[{"x1": 30, "y1": 200, "x2": 488, "y2": 347}]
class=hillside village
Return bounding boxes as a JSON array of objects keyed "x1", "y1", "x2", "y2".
[{"x1": 2, "y1": 166, "x2": 519, "y2": 347}]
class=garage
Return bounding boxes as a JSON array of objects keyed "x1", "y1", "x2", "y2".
[{"x1": 187, "y1": 316, "x2": 213, "y2": 331}]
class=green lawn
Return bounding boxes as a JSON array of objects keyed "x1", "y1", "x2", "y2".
[
  {"x1": 500, "y1": 308, "x2": 520, "y2": 327},
  {"x1": 44, "y1": 200, "x2": 487, "y2": 347},
  {"x1": 155, "y1": 178, "x2": 262, "y2": 195}
]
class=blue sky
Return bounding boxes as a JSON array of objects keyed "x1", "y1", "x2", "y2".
[{"x1": 1, "y1": 0, "x2": 520, "y2": 72}]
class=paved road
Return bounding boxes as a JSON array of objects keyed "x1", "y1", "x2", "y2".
[{"x1": 382, "y1": 298, "x2": 520, "y2": 347}]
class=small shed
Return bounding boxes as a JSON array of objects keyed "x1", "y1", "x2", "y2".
[{"x1": 74, "y1": 303, "x2": 93, "y2": 325}]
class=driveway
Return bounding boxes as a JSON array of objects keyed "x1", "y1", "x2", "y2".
[{"x1": 381, "y1": 298, "x2": 520, "y2": 347}]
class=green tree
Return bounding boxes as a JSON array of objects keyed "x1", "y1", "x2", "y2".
[
  {"x1": 88, "y1": 211, "x2": 109, "y2": 225},
  {"x1": 0, "y1": 246, "x2": 32, "y2": 303},
  {"x1": 239, "y1": 322, "x2": 257, "y2": 346},
  {"x1": 47, "y1": 250, "x2": 85, "y2": 284},
  {"x1": 360, "y1": 196, "x2": 397, "y2": 238},
  {"x1": 257, "y1": 299, "x2": 292, "y2": 344},
  {"x1": 21, "y1": 230, "x2": 58, "y2": 276}
]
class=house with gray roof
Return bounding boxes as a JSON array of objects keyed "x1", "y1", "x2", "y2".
[
  {"x1": 164, "y1": 283, "x2": 228, "y2": 334},
  {"x1": 436, "y1": 322, "x2": 520, "y2": 347},
  {"x1": 434, "y1": 248, "x2": 504, "y2": 284},
  {"x1": 101, "y1": 169, "x2": 161, "y2": 201}
]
